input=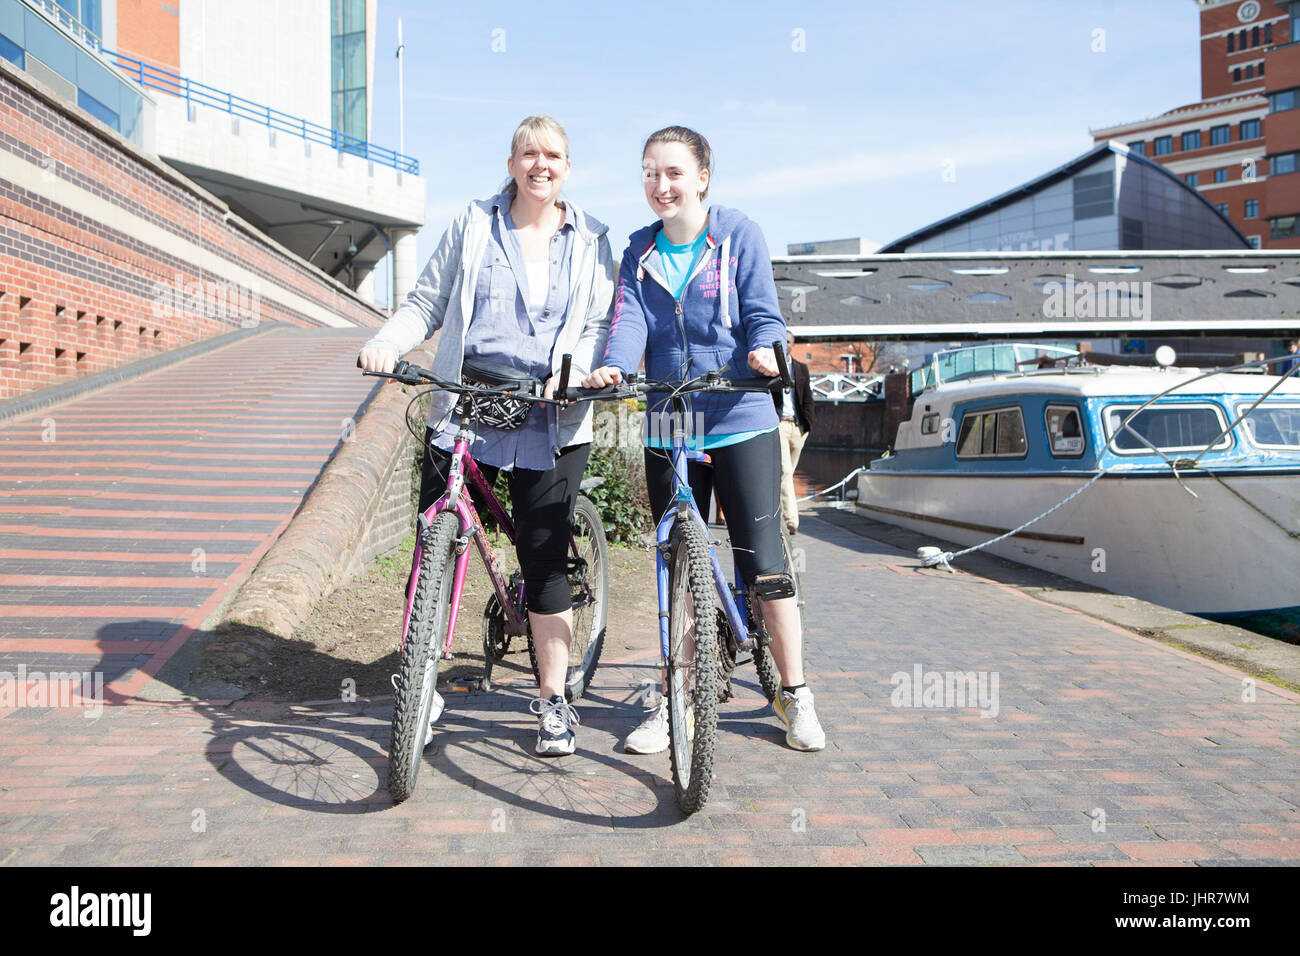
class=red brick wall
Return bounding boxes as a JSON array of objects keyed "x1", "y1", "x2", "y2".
[
  {"x1": 0, "y1": 64, "x2": 383, "y2": 400},
  {"x1": 1200, "y1": 1, "x2": 1287, "y2": 100},
  {"x1": 787, "y1": 339, "x2": 879, "y2": 375},
  {"x1": 115, "y1": 0, "x2": 181, "y2": 72}
]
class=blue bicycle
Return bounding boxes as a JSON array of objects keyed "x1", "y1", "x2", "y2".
[{"x1": 566, "y1": 343, "x2": 803, "y2": 813}]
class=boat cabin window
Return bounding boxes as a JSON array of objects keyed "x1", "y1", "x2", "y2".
[
  {"x1": 921, "y1": 413, "x2": 941, "y2": 435},
  {"x1": 1045, "y1": 405, "x2": 1086, "y2": 457},
  {"x1": 955, "y1": 406, "x2": 1028, "y2": 458},
  {"x1": 1236, "y1": 402, "x2": 1300, "y2": 448},
  {"x1": 1104, "y1": 404, "x2": 1232, "y2": 454}
]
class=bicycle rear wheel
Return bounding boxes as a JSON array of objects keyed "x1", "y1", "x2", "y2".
[
  {"x1": 388, "y1": 511, "x2": 459, "y2": 803},
  {"x1": 666, "y1": 520, "x2": 718, "y2": 815},
  {"x1": 527, "y1": 494, "x2": 609, "y2": 701}
]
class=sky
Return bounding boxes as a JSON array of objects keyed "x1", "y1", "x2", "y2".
[{"x1": 364, "y1": 0, "x2": 1203, "y2": 296}]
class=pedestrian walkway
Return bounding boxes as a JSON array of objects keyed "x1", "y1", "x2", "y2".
[
  {"x1": 0, "y1": 327, "x2": 375, "y2": 703},
  {"x1": 1, "y1": 512, "x2": 1296, "y2": 865}
]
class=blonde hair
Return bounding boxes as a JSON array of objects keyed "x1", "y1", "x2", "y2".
[{"x1": 501, "y1": 115, "x2": 570, "y2": 196}]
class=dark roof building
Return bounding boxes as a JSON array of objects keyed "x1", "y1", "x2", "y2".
[{"x1": 878, "y1": 141, "x2": 1250, "y2": 254}]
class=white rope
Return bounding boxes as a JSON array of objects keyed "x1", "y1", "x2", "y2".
[{"x1": 797, "y1": 466, "x2": 868, "y2": 502}]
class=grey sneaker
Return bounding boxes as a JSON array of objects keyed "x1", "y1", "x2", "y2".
[
  {"x1": 530, "y1": 695, "x2": 579, "y2": 756},
  {"x1": 624, "y1": 695, "x2": 669, "y2": 754},
  {"x1": 772, "y1": 686, "x2": 825, "y2": 751},
  {"x1": 423, "y1": 691, "x2": 445, "y2": 748}
]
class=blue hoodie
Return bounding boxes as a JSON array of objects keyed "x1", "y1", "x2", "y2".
[{"x1": 603, "y1": 205, "x2": 786, "y2": 436}]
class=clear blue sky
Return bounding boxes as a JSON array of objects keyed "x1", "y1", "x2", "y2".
[{"x1": 366, "y1": 0, "x2": 1201, "y2": 291}]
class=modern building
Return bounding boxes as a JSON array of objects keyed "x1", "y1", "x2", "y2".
[
  {"x1": 877, "y1": 141, "x2": 1249, "y2": 253},
  {"x1": 786, "y1": 237, "x2": 880, "y2": 256},
  {"x1": 1090, "y1": 0, "x2": 1300, "y2": 250},
  {"x1": 0, "y1": 0, "x2": 424, "y2": 306}
]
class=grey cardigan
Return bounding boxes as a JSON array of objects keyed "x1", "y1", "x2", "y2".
[{"x1": 363, "y1": 193, "x2": 615, "y2": 450}]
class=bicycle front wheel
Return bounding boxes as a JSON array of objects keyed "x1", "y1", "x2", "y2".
[
  {"x1": 388, "y1": 510, "x2": 459, "y2": 804},
  {"x1": 526, "y1": 494, "x2": 609, "y2": 701},
  {"x1": 666, "y1": 520, "x2": 718, "y2": 815}
]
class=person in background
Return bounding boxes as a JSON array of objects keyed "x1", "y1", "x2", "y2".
[
  {"x1": 775, "y1": 330, "x2": 815, "y2": 536},
  {"x1": 1278, "y1": 339, "x2": 1300, "y2": 376}
]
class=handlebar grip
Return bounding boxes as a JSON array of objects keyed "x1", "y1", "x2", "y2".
[
  {"x1": 557, "y1": 353, "x2": 572, "y2": 400},
  {"x1": 772, "y1": 339, "x2": 793, "y2": 388},
  {"x1": 563, "y1": 385, "x2": 619, "y2": 401}
]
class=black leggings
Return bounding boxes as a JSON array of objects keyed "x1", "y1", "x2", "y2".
[
  {"x1": 644, "y1": 428, "x2": 785, "y2": 586},
  {"x1": 417, "y1": 430, "x2": 590, "y2": 614}
]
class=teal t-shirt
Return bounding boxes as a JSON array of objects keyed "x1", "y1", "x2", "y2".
[{"x1": 655, "y1": 229, "x2": 708, "y2": 299}]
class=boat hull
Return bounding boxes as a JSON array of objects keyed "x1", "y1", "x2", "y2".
[{"x1": 856, "y1": 470, "x2": 1300, "y2": 617}]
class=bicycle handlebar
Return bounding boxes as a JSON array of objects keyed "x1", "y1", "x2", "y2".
[{"x1": 559, "y1": 339, "x2": 792, "y2": 402}]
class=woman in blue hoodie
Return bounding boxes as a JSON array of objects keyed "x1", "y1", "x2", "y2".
[{"x1": 583, "y1": 126, "x2": 825, "y2": 753}]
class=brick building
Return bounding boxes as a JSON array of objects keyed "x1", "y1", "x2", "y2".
[{"x1": 1091, "y1": 0, "x2": 1300, "y2": 249}]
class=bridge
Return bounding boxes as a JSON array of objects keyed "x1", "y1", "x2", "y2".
[{"x1": 772, "y1": 250, "x2": 1300, "y2": 340}]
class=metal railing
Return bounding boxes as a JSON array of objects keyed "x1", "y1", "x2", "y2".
[
  {"x1": 99, "y1": 48, "x2": 419, "y2": 175},
  {"x1": 22, "y1": 0, "x2": 102, "y2": 52}
]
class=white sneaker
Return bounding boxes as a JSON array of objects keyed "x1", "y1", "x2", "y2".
[
  {"x1": 530, "y1": 695, "x2": 580, "y2": 757},
  {"x1": 423, "y1": 691, "x2": 445, "y2": 748},
  {"x1": 624, "y1": 695, "x2": 669, "y2": 754},
  {"x1": 772, "y1": 686, "x2": 825, "y2": 751}
]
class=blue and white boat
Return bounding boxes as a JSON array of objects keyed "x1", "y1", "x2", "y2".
[{"x1": 856, "y1": 344, "x2": 1300, "y2": 622}]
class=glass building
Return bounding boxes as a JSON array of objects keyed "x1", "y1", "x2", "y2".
[{"x1": 879, "y1": 141, "x2": 1250, "y2": 253}]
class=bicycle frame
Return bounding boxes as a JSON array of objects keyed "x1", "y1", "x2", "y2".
[{"x1": 653, "y1": 395, "x2": 758, "y2": 662}]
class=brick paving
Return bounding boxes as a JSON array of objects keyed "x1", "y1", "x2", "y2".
[
  {"x1": 0, "y1": 326, "x2": 375, "y2": 702},
  {"x1": 1, "y1": 510, "x2": 1297, "y2": 865}
]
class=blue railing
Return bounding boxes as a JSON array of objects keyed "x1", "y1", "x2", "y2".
[{"x1": 100, "y1": 48, "x2": 419, "y2": 175}]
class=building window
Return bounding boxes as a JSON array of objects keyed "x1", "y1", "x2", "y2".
[
  {"x1": 1271, "y1": 216, "x2": 1297, "y2": 238},
  {"x1": 1185, "y1": 173, "x2": 1199, "y2": 187},
  {"x1": 1240, "y1": 29, "x2": 1247, "y2": 49},
  {"x1": 1128, "y1": 140, "x2": 1145, "y2": 155},
  {"x1": 331, "y1": 0, "x2": 368, "y2": 149},
  {"x1": 1261, "y1": 60, "x2": 1266, "y2": 76},
  {"x1": 1266, "y1": 22, "x2": 1273, "y2": 44},
  {"x1": 1246, "y1": 64, "x2": 1255, "y2": 79},
  {"x1": 0, "y1": 32, "x2": 22, "y2": 68},
  {"x1": 1273, "y1": 152, "x2": 1299, "y2": 175},
  {"x1": 1234, "y1": 67, "x2": 1242, "y2": 82},
  {"x1": 1293, "y1": 5, "x2": 1300, "y2": 44},
  {"x1": 1073, "y1": 170, "x2": 1114, "y2": 220},
  {"x1": 1215, "y1": 202, "x2": 1230, "y2": 217},
  {"x1": 1242, "y1": 118, "x2": 1261, "y2": 139},
  {"x1": 1248, "y1": 235, "x2": 1262, "y2": 248},
  {"x1": 1253, "y1": 26, "x2": 1260, "y2": 47},
  {"x1": 1210, "y1": 124, "x2": 1230, "y2": 145},
  {"x1": 1215, "y1": 168, "x2": 1229, "y2": 183},
  {"x1": 1270, "y1": 87, "x2": 1300, "y2": 113},
  {"x1": 1228, "y1": 31, "x2": 1235, "y2": 52},
  {"x1": 1154, "y1": 135, "x2": 1173, "y2": 155},
  {"x1": 1246, "y1": 199, "x2": 1260, "y2": 217},
  {"x1": 1182, "y1": 130, "x2": 1202, "y2": 150}
]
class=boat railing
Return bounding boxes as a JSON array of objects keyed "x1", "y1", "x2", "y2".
[{"x1": 910, "y1": 343, "x2": 1080, "y2": 395}]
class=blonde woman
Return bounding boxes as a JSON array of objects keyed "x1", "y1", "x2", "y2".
[{"x1": 359, "y1": 116, "x2": 615, "y2": 756}]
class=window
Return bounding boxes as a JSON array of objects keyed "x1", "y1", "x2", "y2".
[
  {"x1": 1185, "y1": 173, "x2": 1199, "y2": 187},
  {"x1": 1045, "y1": 405, "x2": 1086, "y2": 458},
  {"x1": 1270, "y1": 87, "x2": 1300, "y2": 112},
  {"x1": 1215, "y1": 202, "x2": 1230, "y2": 217},
  {"x1": 1228, "y1": 31, "x2": 1235, "y2": 52},
  {"x1": 1214, "y1": 168, "x2": 1228, "y2": 183},
  {"x1": 1271, "y1": 215, "x2": 1298, "y2": 238},
  {"x1": 1154, "y1": 135, "x2": 1173, "y2": 155},
  {"x1": 1073, "y1": 170, "x2": 1114, "y2": 220},
  {"x1": 1182, "y1": 130, "x2": 1201, "y2": 150},
  {"x1": 1253, "y1": 26, "x2": 1260, "y2": 47},
  {"x1": 1128, "y1": 140, "x2": 1146, "y2": 156},
  {"x1": 331, "y1": 0, "x2": 367, "y2": 148},
  {"x1": 1104, "y1": 405, "x2": 1232, "y2": 454},
  {"x1": 1249, "y1": 235, "x2": 1262, "y2": 248},
  {"x1": 1237, "y1": 403, "x2": 1300, "y2": 448},
  {"x1": 0, "y1": 33, "x2": 22, "y2": 69},
  {"x1": 1234, "y1": 67, "x2": 1242, "y2": 82},
  {"x1": 1261, "y1": 60, "x2": 1265, "y2": 76},
  {"x1": 1246, "y1": 64, "x2": 1255, "y2": 79},
  {"x1": 1273, "y1": 152, "x2": 1298, "y2": 175},
  {"x1": 1246, "y1": 198, "x2": 1260, "y2": 217},
  {"x1": 955, "y1": 407, "x2": 1028, "y2": 459},
  {"x1": 1240, "y1": 29, "x2": 1247, "y2": 48},
  {"x1": 1210, "y1": 124, "x2": 1230, "y2": 145},
  {"x1": 920, "y1": 413, "x2": 940, "y2": 436},
  {"x1": 1266, "y1": 22, "x2": 1273, "y2": 44},
  {"x1": 1242, "y1": 118, "x2": 1261, "y2": 139},
  {"x1": 1293, "y1": 5, "x2": 1300, "y2": 43}
]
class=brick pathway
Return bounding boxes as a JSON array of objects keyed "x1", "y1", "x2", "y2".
[
  {"x1": 0, "y1": 327, "x2": 374, "y2": 702},
  {"x1": 1, "y1": 511, "x2": 1297, "y2": 865}
]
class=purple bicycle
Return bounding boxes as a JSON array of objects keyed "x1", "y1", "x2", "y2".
[{"x1": 364, "y1": 358, "x2": 609, "y2": 803}]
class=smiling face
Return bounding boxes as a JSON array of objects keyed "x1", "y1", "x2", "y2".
[
  {"x1": 508, "y1": 134, "x2": 570, "y2": 204},
  {"x1": 642, "y1": 141, "x2": 709, "y2": 225}
]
